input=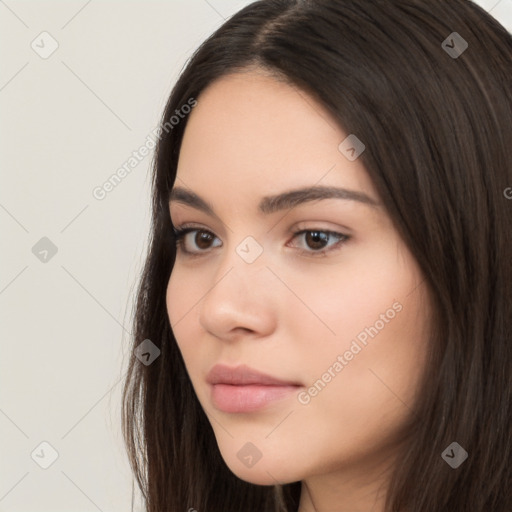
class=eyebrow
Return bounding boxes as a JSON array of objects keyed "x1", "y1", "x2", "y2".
[{"x1": 169, "y1": 185, "x2": 379, "y2": 219}]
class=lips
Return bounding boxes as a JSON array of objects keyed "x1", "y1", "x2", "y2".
[
  {"x1": 206, "y1": 364, "x2": 301, "y2": 413},
  {"x1": 206, "y1": 364, "x2": 300, "y2": 386}
]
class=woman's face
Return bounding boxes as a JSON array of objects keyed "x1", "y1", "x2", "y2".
[{"x1": 167, "y1": 70, "x2": 431, "y2": 489}]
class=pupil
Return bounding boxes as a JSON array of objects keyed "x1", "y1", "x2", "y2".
[{"x1": 306, "y1": 231, "x2": 328, "y2": 250}]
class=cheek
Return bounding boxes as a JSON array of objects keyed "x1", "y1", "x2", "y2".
[
  {"x1": 166, "y1": 271, "x2": 182, "y2": 326},
  {"x1": 306, "y1": 293, "x2": 429, "y2": 415},
  {"x1": 166, "y1": 270, "x2": 199, "y2": 355},
  {"x1": 165, "y1": 267, "x2": 224, "y2": 374},
  {"x1": 166, "y1": 271, "x2": 211, "y2": 403},
  {"x1": 166, "y1": 267, "x2": 205, "y2": 331},
  {"x1": 301, "y1": 265, "x2": 428, "y2": 414}
]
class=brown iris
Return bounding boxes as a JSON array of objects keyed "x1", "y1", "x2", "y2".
[
  {"x1": 304, "y1": 231, "x2": 329, "y2": 250},
  {"x1": 195, "y1": 231, "x2": 215, "y2": 250}
]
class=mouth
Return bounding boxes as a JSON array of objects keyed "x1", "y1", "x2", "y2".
[{"x1": 206, "y1": 364, "x2": 302, "y2": 413}]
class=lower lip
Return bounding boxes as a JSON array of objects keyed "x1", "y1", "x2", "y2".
[{"x1": 210, "y1": 383, "x2": 299, "y2": 413}]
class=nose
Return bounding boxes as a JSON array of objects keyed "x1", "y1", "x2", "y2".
[{"x1": 198, "y1": 249, "x2": 277, "y2": 342}]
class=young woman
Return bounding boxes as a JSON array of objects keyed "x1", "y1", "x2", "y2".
[{"x1": 122, "y1": 1, "x2": 512, "y2": 511}]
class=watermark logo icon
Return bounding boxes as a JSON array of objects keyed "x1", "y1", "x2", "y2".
[
  {"x1": 31, "y1": 31, "x2": 59, "y2": 59},
  {"x1": 236, "y1": 236, "x2": 263, "y2": 264},
  {"x1": 134, "y1": 339, "x2": 161, "y2": 365},
  {"x1": 32, "y1": 237, "x2": 58, "y2": 263},
  {"x1": 441, "y1": 441, "x2": 468, "y2": 468},
  {"x1": 31, "y1": 441, "x2": 59, "y2": 469},
  {"x1": 338, "y1": 134, "x2": 365, "y2": 161},
  {"x1": 237, "y1": 442, "x2": 262, "y2": 468},
  {"x1": 442, "y1": 32, "x2": 468, "y2": 59}
]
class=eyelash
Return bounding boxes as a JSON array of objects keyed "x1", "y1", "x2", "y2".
[{"x1": 172, "y1": 224, "x2": 350, "y2": 258}]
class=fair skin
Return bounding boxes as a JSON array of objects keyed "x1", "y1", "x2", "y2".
[{"x1": 166, "y1": 69, "x2": 431, "y2": 512}]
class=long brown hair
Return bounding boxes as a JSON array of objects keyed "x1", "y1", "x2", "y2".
[{"x1": 122, "y1": 1, "x2": 512, "y2": 510}]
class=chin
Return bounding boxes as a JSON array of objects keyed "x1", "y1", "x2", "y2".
[
  {"x1": 230, "y1": 466, "x2": 280, "y2": 486},
  {"x1": 216, "y1": 440, "x2": 303, "y2": 486},
  {"x1": 227, "y1": 462, "x2": 296, "y2": 486}
]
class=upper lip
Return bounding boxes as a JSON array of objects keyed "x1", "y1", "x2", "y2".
[{"x1": 206, "y1": 364, "x2": 300, "y2": 386}]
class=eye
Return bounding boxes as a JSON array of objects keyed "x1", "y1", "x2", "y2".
[
  {"x1": 172, "y1": 225, "x2": 350, "y2": 258},
  {"x1": 173, "y1": 226, "x2": 222, "y2": 256},
  {"x1": 289, "y1": 229, "x2": 350, "y2": 257}
]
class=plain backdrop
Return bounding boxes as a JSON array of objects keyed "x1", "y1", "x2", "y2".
[{"x1": 1, "y1": 1, "x2": 510, "y2": 511}]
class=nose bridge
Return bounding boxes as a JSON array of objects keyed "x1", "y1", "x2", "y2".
[
  {"x1": 212, "y1": 233, "x2": 270, "y2": 297},
  {"x1": 198, "y1": 233, "x2": 277, "y2": 336}
]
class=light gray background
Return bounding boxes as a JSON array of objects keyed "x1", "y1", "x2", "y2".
[{"x1": 1, "y1": 1, "x2": 510, "y2": 511}]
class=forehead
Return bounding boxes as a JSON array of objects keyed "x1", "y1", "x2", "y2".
[{"x1": 175, "y1": 71, "x2": 377, "y2": 205}]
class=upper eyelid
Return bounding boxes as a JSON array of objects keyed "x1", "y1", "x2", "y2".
[
  {"x1": 172, "y1": 223, "x2": 347, "y2": 236},
  {"x1": 171, "y1": 219, "x2": 352, "y2": 236}
]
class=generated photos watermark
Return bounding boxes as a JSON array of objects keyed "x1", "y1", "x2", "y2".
[
  {"x1": 92, "y1": 98, "x2": 197, "y2": 201},
  {"x1": 297, "y1": 300, "x2": 403, "y2": 405}
]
